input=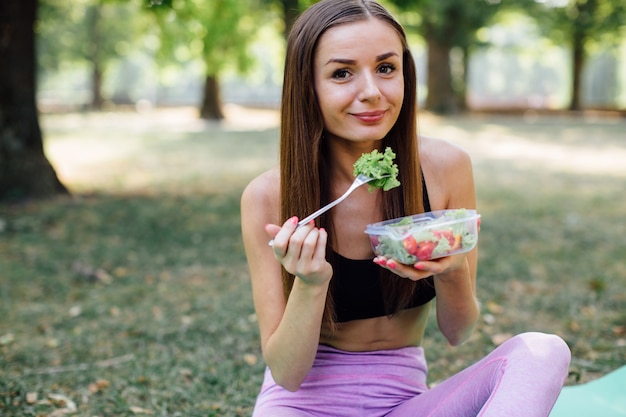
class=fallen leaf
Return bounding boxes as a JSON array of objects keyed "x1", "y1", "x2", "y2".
[
  {"x1": 130, "y1": 406, "x2": 154, "y2": 414},
  {"x1": 46, "y1": 338, "x2": 60, "y2": 348},
  {"x1": 88, "y1": 379, "x2": 111, "y2": 394},
  {"x1": 482, "y1": 313, "x2": 495, "y2": 325},
  {"x1": 485, "y1": 301, "x2": 504, "y2": 314},
  {"x1": 47, "y1": 393, "x2": 77, "y2": 414},
  {"x1": 69, "y1": 305, "x2": 82, "y2": 317},
  {"x1": 243, "y1": 353, "x2": 258, "y2": 366},
  {"x1": 0, "y1": 333, "x2": 15, "y2": 346},
  {"x1": 491, "y1": 333, "x2": 513, "y2": 346},
  {"x1": 26, "y1": 392, "x2": 38, "y2": 404},
  {"x1": 612, "y1": 326, "x2": 626, "y2": 336}
]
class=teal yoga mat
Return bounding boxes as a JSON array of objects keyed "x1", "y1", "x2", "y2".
[{"x1": 550, "y1": 365, "x2": 626, "y2": 416}]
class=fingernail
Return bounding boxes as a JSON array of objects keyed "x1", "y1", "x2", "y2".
[
  {"x1": 309, "y1": 219, "x2": 315, "y2": 225},
  {"x1": 415, "y1": 263, "x2": 424, "y2": 270},
  {"x1": 388, "y1": 261, "x2": 396, "y2": 269},
  {"x1": 291, "y1": 216, "x2": 298, "y2": 225}
]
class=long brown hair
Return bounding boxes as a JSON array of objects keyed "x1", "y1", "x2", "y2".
[{"x1": 280, "y1": 0, "x2": 423, "y2": 329}]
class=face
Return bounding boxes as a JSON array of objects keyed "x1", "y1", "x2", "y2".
[{"x1": 314, "y1": 18, "x2": 404, "y2": 144}]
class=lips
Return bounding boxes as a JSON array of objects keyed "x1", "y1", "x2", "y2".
[{"x1": 352, "y1": 110, "x2": 386, "y2": 123}]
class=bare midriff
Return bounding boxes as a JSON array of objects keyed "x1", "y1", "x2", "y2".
[{"x1": 319, "y1": 303, "x2": 431, "y2": 352}]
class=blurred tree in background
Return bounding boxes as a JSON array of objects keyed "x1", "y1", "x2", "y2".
[
  {"x1": 534, "y1": 0, "x2": 626, "y2": 110},
  {"x1": 144, "y1": 0, "x2": 264, "y2": 120},
  {"x1": 0, "y1": 1, "x2": 67, "y2": 201},
  {"x1": 390, "y1": 0, "x2": 625, "y2": 113},
  {"x1": 269, "y1": 0, "x2": 316, "y2": 38},
  {"x1": 390, "y1": 0, "x2": 498, "y2": 113},
  {"x1": 38, "y1": 0, "x2": 150, "y2": 110},
  {"x1": 1, "y1": 0, "x2": 625, "y2": 200}
]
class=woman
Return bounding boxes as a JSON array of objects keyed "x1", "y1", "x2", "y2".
[{"x1": 241, "y1": 1, "x2": 571, "y2": 416}]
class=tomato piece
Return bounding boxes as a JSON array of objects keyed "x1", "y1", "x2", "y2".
[
  {"x1": 403, "y1": 236, "x2": 418, "y2": 255},
  {"x1": 414, "y1": 240, "x2": 437, "y2": 261}
]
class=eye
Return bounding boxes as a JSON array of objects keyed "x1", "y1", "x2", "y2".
[
  {"x1": 332, "y1": 69, "x2": 351, "y2": 79},
  {"x1": 378, "y1": 63, "x2": 396, "y2": 75}
]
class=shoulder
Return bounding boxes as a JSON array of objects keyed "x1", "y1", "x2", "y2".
[
  {"x1": 241, "y1": 167, "x2": 281, "y2": 226},
  {"x1": 419, "y1": 135, "x2": 472, "y2": 170},
  {"x1": 419, "y1": 136, "x2": 475, "y2": 210}
]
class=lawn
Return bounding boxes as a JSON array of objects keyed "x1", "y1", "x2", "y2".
[{"x1": 0, "y1": 105, "x2": 624, "y2": 416}]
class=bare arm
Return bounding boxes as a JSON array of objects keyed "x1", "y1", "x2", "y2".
[
  {"x1": 241, "y1": 171, "x2": 333, "y2": 391},
  {"x1": 432, "y1": 147, "x2": 479, "y2": 345},
  {"x1": 375, "y1": 138, "x2": 480, "y2": 345}
]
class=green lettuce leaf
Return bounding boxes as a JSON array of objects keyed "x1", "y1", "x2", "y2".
[{"x1": 353, "y1": 147, "x2": 401, "y2": 191}]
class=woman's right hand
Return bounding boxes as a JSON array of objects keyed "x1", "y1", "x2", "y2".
[{"x1": 266, "y1": 216, "x2": 333, "y2": 286}]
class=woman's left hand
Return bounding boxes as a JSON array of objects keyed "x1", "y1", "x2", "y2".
[{"x1": 373, "y1": 252, "x2": 466, "y2": 281}]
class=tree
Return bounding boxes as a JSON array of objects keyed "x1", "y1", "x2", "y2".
[
  {"x1": 389, "y1": 0, "x2": 515, "y2": 114},
  {"x1": 535, "y1": 0, "x2": 626, "y2": 110},
  {"x1": 38, "y1": 0, "x2": 147, "y2": 110},
  {"x1": 0, "y1": 0, "x2": 67, "y2": 201},
  {"x1": 146, "y1": 0, "x2": 262, "y2": 120},
  {"x1": 279, "y1": 0, "x2": 300, "y2": 38}
]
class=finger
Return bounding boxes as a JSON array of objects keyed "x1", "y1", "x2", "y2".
[
  {"x1": 298, "y1": 227, "x2": 320, "y2": 261},
  {"x1": 374, "y1": 257, "x2": 432, "y2": 281},
  {"x1": 313, "y1": 228, "x2": 328, "y2": 261},
  {"x1": 268, "y1": 216, "x2": 299, "y2": 258},
  {"x1": 287, "y1": 220, "x2": 316, "y2": 254},
  {"x1": 264, "y1": 223, "x2": 282, "y2": 239},
  {"x1": 413, "y1": 258, "x2": 449, "y2": 275}
]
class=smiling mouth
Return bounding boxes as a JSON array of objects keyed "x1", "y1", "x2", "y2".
[{"x1": 352, "y1": 111, "x2": 386, "y2": 123}]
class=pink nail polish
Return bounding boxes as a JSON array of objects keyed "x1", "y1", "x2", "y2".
[
  {"x1": 291, "y1": 216, "x2": 298, "y2": 225},
  {"x1": 388, "y1": 261, "x2": 396, "y2": 269}
]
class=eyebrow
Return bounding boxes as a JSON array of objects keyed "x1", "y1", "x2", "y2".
[{"x1": 325, "y1": 51, "x2": 399, "y2": 65}]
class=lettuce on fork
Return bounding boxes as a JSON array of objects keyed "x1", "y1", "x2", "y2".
[{"x1": 353, "y1": 147, "x2": 401, "y2": 191}]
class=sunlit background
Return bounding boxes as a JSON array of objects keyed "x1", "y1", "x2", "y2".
[{"x1": 35, "y1": 0, "x2": 626, "y2": 114}]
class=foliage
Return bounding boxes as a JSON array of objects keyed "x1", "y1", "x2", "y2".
[
  {"x1": 144, "y1": 0, "x2": 262, "y2": 77},
  {"x1": 37, "y1": 0, "x2": 151, "y2": 106},
  {"x1": 37, "y1": 0, "x2": 140, "y2": 68},
  {"x1": 1, "y1": 109, "x2": 625, "y2": 415},
  {"x1": 528, "y1": 0, "x2": 626, "y2": 109},
  {"x1": 534, "y1": 0, "x2": 626, "y2": 46}
]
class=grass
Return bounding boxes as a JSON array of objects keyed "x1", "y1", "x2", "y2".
[{"x1": 1, "y1": 106, "x2": 625, "y2": 416}]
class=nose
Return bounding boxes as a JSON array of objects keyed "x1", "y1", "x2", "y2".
[{"x1": 358, "y1": 72, "x2": 381, "y2": 102}]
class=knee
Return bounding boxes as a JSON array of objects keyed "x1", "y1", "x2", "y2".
[{"x1": 514, "y1": 332, "x2": 571, "y2": 374}]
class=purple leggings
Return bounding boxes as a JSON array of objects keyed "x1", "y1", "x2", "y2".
[{"x1": 252, "y1": 332, "x2": 571, "y2": 417}]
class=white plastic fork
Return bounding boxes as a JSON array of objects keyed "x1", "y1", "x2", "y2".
[{"x1": 268, "y1": 174, "x2": 388, "y2": 246}]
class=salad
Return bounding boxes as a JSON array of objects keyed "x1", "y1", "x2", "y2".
[
  {"x1": 353, "y1": 147, "x2": 401, "y2": 192},
  {"x1": 367, "y1": 209, "x2": 479, "y2": 264}
]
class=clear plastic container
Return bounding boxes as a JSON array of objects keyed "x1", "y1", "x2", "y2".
[{"x1": 365, "y1": 209, "x2": 481, "y2": 264}]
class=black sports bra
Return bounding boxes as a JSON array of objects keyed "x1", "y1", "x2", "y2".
[{"x1": 330, "y1": 177, "x2": 435, "y2": 323}]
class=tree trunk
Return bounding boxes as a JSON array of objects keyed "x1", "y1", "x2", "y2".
[
  {"x1": 570, "y1": 34, "x2": 584, "y2": 111},
  {"x1": 200, "y1": 75, "x2": 224, "y2": 120},
  {"x1": 87, "y1": 4, "x2": 104, "y2": 110},
  {"x1": 0, "y1": 0, "x2": 68, "y2": 201},
  {"x1": 91, "y1": 64, "x2": 104, "y2": 110},
  {"x1": 569, "y1": 0, "x2": 597, "y2": 111},
  {"x1": 281, "y1": 0, "x2": 300, "y2": 39},
  {"x1": 424, "y1": 35, "x2": 458, "y2": 114},
  {"x1": 457, "y1": 45, "x2": 469, "y2": 111}
]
